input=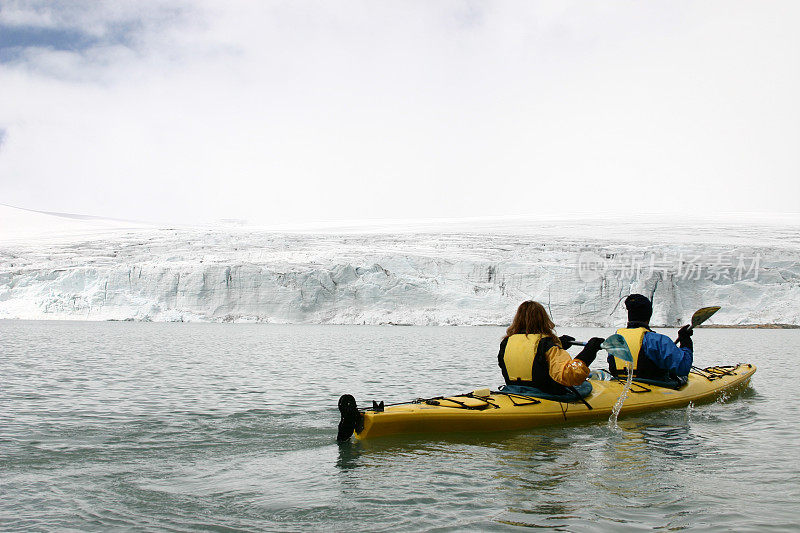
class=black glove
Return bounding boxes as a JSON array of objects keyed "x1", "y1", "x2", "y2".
[
  {"x1": 575, "y1": 337, "x2": 604, "y2": 366},
  {"x1": 677, "y1": 325, "x2": 693, "y2": 350},
  {"x1": 559, "y1": 335, "x2": 575, "y2": 350}
]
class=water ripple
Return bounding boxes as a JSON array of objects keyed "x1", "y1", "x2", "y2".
[{"x1": 1, "y1": 321, "x2": 798, "y2": 531}]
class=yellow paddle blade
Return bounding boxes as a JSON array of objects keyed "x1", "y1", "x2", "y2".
[{"x1": 691, "y1": 306, "x2": 721, "y2": 328}]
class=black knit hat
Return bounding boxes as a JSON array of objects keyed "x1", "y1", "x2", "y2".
[{"x1": 625, "y1": 294, "x2": 652, "y2": 325}]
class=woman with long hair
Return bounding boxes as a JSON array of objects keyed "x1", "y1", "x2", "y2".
[{"x1": 498, "y1": 301, "x2": 604, "y2": 394}]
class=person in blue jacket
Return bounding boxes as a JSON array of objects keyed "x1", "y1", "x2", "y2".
[{"x1": 608, "y1": 294, "x2": 693, "y2": 384}]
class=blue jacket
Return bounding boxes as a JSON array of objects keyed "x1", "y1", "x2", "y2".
[{"x1": 607, "y1": 331, "x2": 693, "y2": 376}]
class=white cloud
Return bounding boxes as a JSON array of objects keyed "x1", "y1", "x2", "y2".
[{"x1": 0, "y1": 1, "x2": 798, "y2": 224}]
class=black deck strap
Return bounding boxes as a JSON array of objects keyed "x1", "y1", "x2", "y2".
[
  {"x1": 614, "y1": 372, "x2": 649, "y2": 392},
  {"x1": 630, "y1": 376, "x2": 688, "y2": 390},
  {"x1": 494, "y1": 391, "x2": 542, "y2": 407},
  {"x1": 437, "y1": 398, "x2": 492, "y2": 410},
  {"x1": 413, "y1": 393, "x2": 499, "y2": 410},
  {"x1": 615, "y1": 377, "x2": 652, "y2": 393},
  {"x1": 690, "y1": 366, "x2": 711, "y2": 379},
  {"x1": 413, "y1": 396, "x2": 444, "y2": 405},
  {"x1": 440, "y1": 397, "x2": 469, "y2": 408},
  {"x1": 446, "y1": 393, "x2": 499, "y2": 410},
  {"x1": 464, "y1": 392, "x2": 501, "y2": 409},
  {"x1": 691, "y1": 365, "x2": 737, "y2": 381},
  {"x1": 368, "y1": 398, "x2": 423, "y2": 410},
  {"x1": 707, "y1": 365, "x2": 737, "y2": 376},
  {"x1": 568, "y1": 386, "x2": 593, "y2": 409}
]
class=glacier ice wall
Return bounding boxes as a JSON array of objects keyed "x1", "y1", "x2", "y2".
[{"x1": 1, "y1": 226, "x2": 799, "y2": 326}]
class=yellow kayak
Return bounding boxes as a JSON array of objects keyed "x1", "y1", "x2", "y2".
[{"x1": 337, "y1": 364, "x2": 756, "y2": 440}]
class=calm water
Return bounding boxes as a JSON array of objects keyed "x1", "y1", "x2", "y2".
[{"x1": 1, "y1": 321, "x2": 798, "y2": 532}]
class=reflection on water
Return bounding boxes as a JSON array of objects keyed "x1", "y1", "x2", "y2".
[
  {"x1": 639, "y1": 422, "x2": 701, "y2": 460},
  {"x1": 1, "y1": 321, "x2": 798, "y2": 531},
  {"x1": 332, "y1": 410, "x2": 739, "y2": 530},
  {"x1": 335, "y1": 440, "x2": 362, "y2": 471}
]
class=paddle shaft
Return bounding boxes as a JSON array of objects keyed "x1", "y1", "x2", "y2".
[
  {"x1": 569, "y1": 335, "x2": 633, "y2": 362},
  {"x1": 570, "y1": 307, "x2": 720, "y2": 345},
  {"x1": 576, "y1": 330, "x2": 699, "y2": 345}
]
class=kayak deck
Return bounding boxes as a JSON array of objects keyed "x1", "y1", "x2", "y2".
[{"x1": 340, "y1": 364, "x2": 756, "y2": 440}]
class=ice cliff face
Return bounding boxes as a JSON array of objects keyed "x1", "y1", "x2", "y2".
[{"x1": 1, "y1": 219, "x2": 799, "y2": 326}]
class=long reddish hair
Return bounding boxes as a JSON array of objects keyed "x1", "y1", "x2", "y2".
[{"x1": 504, "y1": 300, "x2": 560, "y2": 344}]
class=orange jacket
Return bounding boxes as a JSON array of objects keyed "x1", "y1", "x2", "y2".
[{"x1": 544, "y1": 345, "x2": 590, "y2": 387}]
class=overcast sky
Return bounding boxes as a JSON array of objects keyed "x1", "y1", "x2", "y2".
[{"x1": 0, "y1": 1, "x2": 798, "y2": 225}]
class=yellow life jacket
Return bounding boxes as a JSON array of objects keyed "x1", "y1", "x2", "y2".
[
  {"x1": 615, "y1": 327, "x2": 648, "y2": 372},
  {"x1": 503, "y1": 333, "x2": 543, "y2": 381}
]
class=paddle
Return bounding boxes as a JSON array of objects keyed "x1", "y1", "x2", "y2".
[
  {"x1": 566, "y1": 335, "x2": 632, "y2": 411},
  {"x1": 554, "y1": 335, "x2": 632, "y2": 411},
  {"x1": 674, "y1": 306, "x2": 721, "y2": 342},
  {"x1": 600, "y1": 334, "x2": 633, "y2": 362},
  {"x1": 606, "y1": 336, "x2": 634, "y2": 426},
  {"x1": 570, "y1": 306, "x2": 720, "y2": 348},
  {"x1": 569, "y1": 335, "x2": 633, "y2": 362}
]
